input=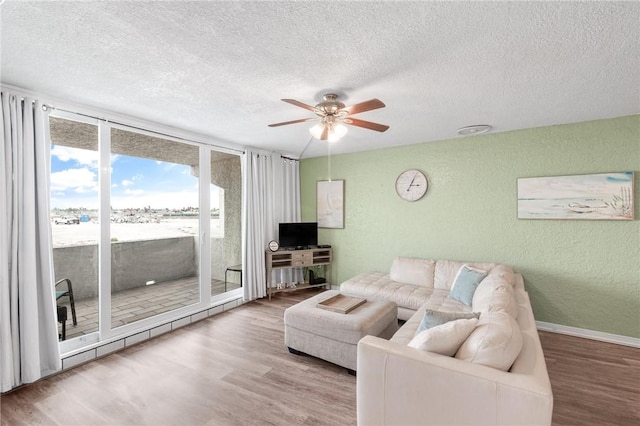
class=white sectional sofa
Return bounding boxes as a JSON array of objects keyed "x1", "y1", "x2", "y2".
[{"x1": 340, "y1": 257, "x2": 553, "y2": 426}]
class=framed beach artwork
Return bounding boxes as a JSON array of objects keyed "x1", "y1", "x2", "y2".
[
  {"x1": 517, "y1": 172, "x2": 634, "y2": 220},
  {"x1": 317, "y1": 180, "x2": 344, "y2": 229}
]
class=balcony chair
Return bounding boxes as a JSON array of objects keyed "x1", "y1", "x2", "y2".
[
  {"x1": 224, "y1": 264, "x2": 242, "y2": 291},
  {"x1": 55, "y1": 278, "x2": 77, "y2": 326},
  {"x1": 57, "y1": 305, "x2": 67, "y2": 341}
]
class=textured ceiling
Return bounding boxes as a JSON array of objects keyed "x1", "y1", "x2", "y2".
[{"x1": 1, "y1": 1, "x2": 638, "y2": 158}]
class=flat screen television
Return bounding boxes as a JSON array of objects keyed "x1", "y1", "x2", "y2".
[{"x1": 278, "y1": 222, "x2": 318, "y2": 249}]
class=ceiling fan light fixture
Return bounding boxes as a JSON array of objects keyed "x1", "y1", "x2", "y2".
[
  {"x1": 457, "y1": 124, "x2": 492, "y2": 136},
  {"x1": 309, "y1": 122, "x2": 348, "y2": 142},
  {"x1": 329, "y1": 123, "x2": 348, "y2": 142},
  {"x1": 309, "y1": 123, "x2": 324, "y2": 139}
]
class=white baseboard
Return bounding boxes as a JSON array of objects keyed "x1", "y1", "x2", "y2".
[{"x1": 536, "y1": 321, "x2": 640, "y2": 348}]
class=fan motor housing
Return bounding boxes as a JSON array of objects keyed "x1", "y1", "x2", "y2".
[{"x1": 315, "y1": 93, "x2": 345, "y2": 117}]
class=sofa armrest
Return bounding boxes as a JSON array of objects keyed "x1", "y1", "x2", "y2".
[{"x1": 357, "y1": 335, "x2": 553, "y2": 426}]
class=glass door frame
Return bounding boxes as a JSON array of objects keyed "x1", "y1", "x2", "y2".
[{"x1": 50, "y1": 109, "x2": 101, "y2": 354}]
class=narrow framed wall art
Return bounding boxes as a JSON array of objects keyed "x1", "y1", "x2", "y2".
[
  {"x1": 317, "y1": 180, "x2": 344, "y2": 229},
  {"x1": 517, "y1": 171, "x2": 634, "y2": 220}
]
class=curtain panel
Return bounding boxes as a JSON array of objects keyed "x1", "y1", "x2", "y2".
[
  {"x1": 0, "y1": 91, "x2": 61, "y2": 392},
  {"x1": 241, "y1": 151, "x2": 300, "y2": 301}
]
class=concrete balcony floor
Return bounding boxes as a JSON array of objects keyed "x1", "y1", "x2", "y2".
[{"x1": 57, "y1": 276, "x2": 241, "y2": 340}]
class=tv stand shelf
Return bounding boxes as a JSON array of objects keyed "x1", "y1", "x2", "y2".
[{"x1": 265, "y1": 247, "x2": 332, "y2": 299}]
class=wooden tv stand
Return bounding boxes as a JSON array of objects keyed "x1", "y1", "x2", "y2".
[{"x1": 265, "y1": 247, "x2": 332, "y2": 299}]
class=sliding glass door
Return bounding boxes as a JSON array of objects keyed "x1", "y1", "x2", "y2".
[
  {"x1": 49, "y1": 111, "x2": 242, "y2": 349},
  {"x1": 109, "y1": 127, "x2": 201, "y2": 330},
  {"x1": 50, "y1": 115, "x2": 100, "y2": 341}
]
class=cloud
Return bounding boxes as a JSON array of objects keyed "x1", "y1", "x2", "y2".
[
  {"x1": 51, "y1": 167, "x2": 98, "y2": 193},
  {"x1": 122, "y1": 173, "x2": 143, "y2": 187},
  {"x1": 156, "y1": 160, "x2": 177, "y2": 171},
  {"x1": 50, "y1": 194, "x2": 99, "y2": 210},
  {"x1": 124, "y1": 189, "x2": 144, "y2": 195},
  {"x1": 51, "y1": 146, "x2": 98, "y2": 168}
]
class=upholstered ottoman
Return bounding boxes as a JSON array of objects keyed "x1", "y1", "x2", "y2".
[{"x1": 284, "y1": 290, "x2": 398, "y2": 372}]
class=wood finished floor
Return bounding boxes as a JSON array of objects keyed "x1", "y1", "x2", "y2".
[{"x1": 2, "y1": 289, "x2": 639, "y2": 426}]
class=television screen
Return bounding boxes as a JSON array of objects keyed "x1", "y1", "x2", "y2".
[{"x1": 279, "y1": 222, "x2": 318, "y2": 249}]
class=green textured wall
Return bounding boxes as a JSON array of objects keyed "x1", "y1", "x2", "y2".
[{"x1": 300, "y1": 116, "x2": 640, "y2": 338}]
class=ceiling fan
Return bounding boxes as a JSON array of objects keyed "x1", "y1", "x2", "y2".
[{"x1": 268, "y1": 93, "x2": 389, "y2": 142}]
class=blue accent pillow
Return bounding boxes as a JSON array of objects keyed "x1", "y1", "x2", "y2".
[
  {"x1": 416, "y1": 309, "x2": 481, "y2": 335},
  {"x1": 449, "y1": 265, "x2": 487, "y2": 306}
]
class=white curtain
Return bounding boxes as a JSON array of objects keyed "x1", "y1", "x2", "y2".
[
  {"x1": 241, "y1": 151, "x2": 300, "y2": 301},
  {"x1": 0, "y1": 91, "x2": 61, "y2": 392}
]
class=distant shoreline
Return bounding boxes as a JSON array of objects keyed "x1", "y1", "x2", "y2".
[{"x1": 52, "y1": 217, "x2": 222, "y2": 247}]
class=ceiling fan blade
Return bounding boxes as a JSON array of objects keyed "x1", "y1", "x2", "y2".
[
  {"x1": 281, "y1": 99, "x2": 318, "y2": 113},
  {"x1": 343, "y1": 117, "x2": 390, "y2": 132},
  {"x1": 268, "y1": 117, "x2": 317, "y2": 127},
  {"x1": 342, "y1": 98, "x2": 385, "y2": 115}
]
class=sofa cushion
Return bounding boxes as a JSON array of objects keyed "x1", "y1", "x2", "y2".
[
  {"x1": 408, "y1": 318, "x2": 478, "y2": 356},
  {"x1": 421, "y1": 289, "x2": 470, "y2": 313},
  {"x1": 389, "y1": 257, "x2": 436, "y2": 288},
  {"x1": 455, "y1": 312, "x2": 523, "y2": 371},
  {"x1": 340, "y1": 272, "x2": 433, "y2": 312},
  {"x1": 448, "y1": 265, "x2": 487, "y2": 305},
  {"x1": 416, "y1": 309, "x2": 481, "y2": 335},
  {"x1": 472, "y1": 275, "x2": 519, "y2": 318}
]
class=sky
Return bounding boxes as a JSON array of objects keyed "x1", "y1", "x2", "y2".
[
  {"x1": 517, "y1": 172, "x2": 633, "y2": 200},
  {"x1": 50, "y1": 145, "x2": 220, "y2": 210}
]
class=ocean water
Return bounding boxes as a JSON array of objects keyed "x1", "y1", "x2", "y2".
[{"x1": 517, "y1": 197, "x2": 630, "y2": 220}]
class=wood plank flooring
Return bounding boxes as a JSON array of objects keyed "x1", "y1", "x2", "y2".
[
  {"x1": 538, "y1": 331, "x2": 640, "y2": 425},
  {"x1": 2, "y1": 289, "x2": 639, "y2": 425}
]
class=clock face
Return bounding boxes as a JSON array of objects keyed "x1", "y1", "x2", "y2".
[
  {"x1": 395, "y1": 169, "x2": 428, "y2": 201},
  {"x1": 268, "y1": 240, "x2": 279, "y2": 251}
]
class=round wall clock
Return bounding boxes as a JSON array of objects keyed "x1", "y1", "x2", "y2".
[
  {"x1": 268, "y1": 240, "x2": 280, "y2": 252},
  {"x1": 395, "y1": 169, "x2": 428, "y2": 201}
]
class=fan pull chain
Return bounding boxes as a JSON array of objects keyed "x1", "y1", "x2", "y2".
[{"x1": 327, "y1": 140, "x2": 332, "y2": 182}]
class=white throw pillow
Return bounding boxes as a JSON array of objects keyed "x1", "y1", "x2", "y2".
[
  {"x1": 489, "y1": 264, "x2": 516, "y2": 285},
  {"x1": 455, "y1": 312, "x2": 523, "y2": 371},
  {"x1": 408, "y1": 318, "x2": 479, "y2": 356},
  {"x1": 472, "y1": 275, "x2": 519, "y2": 318}
]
